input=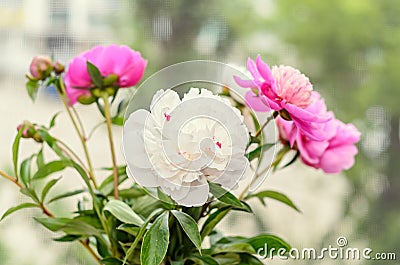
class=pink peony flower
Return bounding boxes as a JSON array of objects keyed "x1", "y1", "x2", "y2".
[
  {"x1": 64, "y1": 45, "x2": 147, "y2": 105},
  {"x1": 277, "y1": 115, "x2": 361, "y2": 174},
  {"x1": 234, "y1": 55, "x2": 331, "y2": 141}
]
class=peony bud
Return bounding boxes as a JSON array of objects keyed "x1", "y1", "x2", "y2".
[
  {"x1": 53, "y1": 61, "x2": 65, "y2": 75},
  {"x1": 105, "y1": 86, "x2": 117, "y2": 97},
  {"x1": 77, "y1": 94, "x2": 97, "y2": 105},
  {"x1": 16, "y1": 121, "x2": 43, "y2": 142},
  {"x1": 103, "y1": 74, "x2": 118, "y2": 87},
  {"x1": 29, "y1": 56, "x2": 53, "y2": 81}
]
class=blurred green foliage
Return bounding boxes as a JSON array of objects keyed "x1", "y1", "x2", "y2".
[{"x1": 272, "y1": 1, "x2": 400, "y2": 261}]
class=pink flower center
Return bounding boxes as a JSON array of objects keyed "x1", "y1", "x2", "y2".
[
  {"x1": 272, "y1": 65, "x2": 313, "y2": 108},
  {"x1": 216, "y1": 141, "x2": 222, "y2": 149}
]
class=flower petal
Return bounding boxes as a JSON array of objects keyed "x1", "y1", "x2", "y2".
[{"x1": 244, "y1": 91, "x2": 271, "y2": 112}]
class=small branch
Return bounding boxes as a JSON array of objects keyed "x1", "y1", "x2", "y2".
[
  {"x1": 0, "y1": 170, "x2": 23, "y2": 188},
  {"x1": 102, "y1": 95, "x2": 119, "y2": 199},
  {"x1": 40, "y1": 203, "x2": 54, "y2": 217},
  {"x1": 81, "y1": 240, "x2": 101, "y2": 263},
  {"x1": 87, "y1": 121, "x2": 106, "y2": 141}
]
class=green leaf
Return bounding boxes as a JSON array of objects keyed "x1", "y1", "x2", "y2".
[
  {"x1": 70, "y1": 161, "x2": 94, "y2": 195},
  {"x1": 99, "y1": 166, "x2": 127, "y2": 196},
  {"x1": 119, "y1": 188, "x2": 146, "y2": 199},
  {"x1": 112, "y1": 116, "x2": 124, "y2": 126},
  {"x1": 122, "y1": 209, "x2": 164, "y2": 265},
  {"x1": 188, "y1": 254, "x2": 219, "y2": 265},
  {"x1": 86, "y1": 61, "x2": 103, "y2": 88},
  {"x1": 201, "y1": 206, "x2": 230, "y2": 240},
  {"x1": 171, "y1": 210, "x2": 202, "y2": 253},
  {"x1": 213, "y1": 253, "x2": 241, "y2": 265},
  {"x1": 245, "y1": 190, "x2": 300, "y2": 212},
  {"x1": 41, "y1": 177, "x2": 61, "y2": 202},
  {"x1": 141, "y1": 212, "x2": 170, "y2": 265},
  {"x1": 53, "y1": 234, "x2": 82, "y2": 242},
  {"x1": 118, "y1": 224, "x2": 140, "y2": 236},
  {"x1": 209, "y1": 183, "x2": 243, "y2": 208},
  {"x1": 48, "y1": 112, "x2": 61, "y2": 129},
  {"x1": 20, "y1": 187, "x2": 40, "y2": 203},
  {"x1": 246, "y1": 234, "x2": 291, "y2": 258},
  {"x1": 20, "y1": 155, "x2": 34, "y2": 186},
  {"x1": 35, "y1": 217, "x2": 103, "y2": 238},
  {"x1": 272, "y1": 145, "x2": 291, "y2": 171},
  {"x1": 96, "y1": 236, "x2": 111, "y2": 257},
  {"x1": 101, "y1": 257, "x2": 123, "y2": 265},
  {"x1": 132, "y1": 195, "x2": 163, "y2": 217},
  {"x1": 37, "y1": 129, "x2": 66, "y2": 159},
  {"x1": 280, "y1": 151, "x2": 300, "y2": 169},
  {"x1": 36, "y1": 148, "x2": 45, "y2": 168},
  {"x1": 238, "y1": 253, "x2": 263, "y2": 265},
  {"x1": 1, "y1": 203, "x2": 39, "y2": 221},
  {"x1": 48, "y1": 189, "x2": 85, "y2": 204},
  {"x1": 26, "y1": 79, "x2": 39, "y2": 101},
  {"x1": 170, "y1": 261, "x2": 185, "y2": 265},
  {"x1": 213, "y1": 242, "x2": 256, "y2": 254},
  {"x1": 12, "y1": 128, "x2": 23, "y2": 179},
  {"x1": 34, "y1": 217, "x2": 72, "y2": 231},
  {"x1": 157, "y1": 188, "x2": 175, "y2": 210},
  {"x1": 32, "y1": 160, "x2": 71, "y2": 180},
  {"x1": 104, "y1": 200, "x2": 144, "y2": 226},
  {"x1": 245, "y1": 143, "x2": 275, "y2": 161}
]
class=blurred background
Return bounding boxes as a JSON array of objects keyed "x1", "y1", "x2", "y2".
[{"x1": 0, "y1": 0, "x2": 399, "y2": 264}]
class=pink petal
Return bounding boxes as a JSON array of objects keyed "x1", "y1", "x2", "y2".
[
  {"x1": 247, "y1": 57, "x2": 262, "y2": 80},
  {"x1": 233, "y1": 75, "x2": 258, "y2": 88},
  {"x1": 245, "y1": 91, "x2": 270, "y2": 112},
  {"x1": 256, "y1": 55, "x2": 275, "y2": 85},
  {"x1": 319, "y1": 145, "x2": 358, "y2": 173}
]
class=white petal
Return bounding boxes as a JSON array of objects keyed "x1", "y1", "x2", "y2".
[
  {"x1": 126, "y1": 164, "x2": 159, "y2": 187},
  {"x1": 171, "y1": 178, "x2": 209, "y2": 207},
  {"x1": 123, "y1": 109, "x2": 159, "y2": 187}
]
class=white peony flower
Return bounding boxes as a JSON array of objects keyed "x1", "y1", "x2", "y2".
[{"x1": 123, "y1": 88, "x2": 249, "y2": 207}]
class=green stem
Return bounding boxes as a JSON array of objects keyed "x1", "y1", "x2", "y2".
[
  {"x1": 240, "y1": 112, "x2": 279, "y2": 199},
  {"x1": 102, "y1": 95, "x2": 120, "y2": 200},
  {"x1": 54, "y1": 137, "x2": 88, "y2": 170},
  {"x1": 57, "y1": 78, "x2": 117, "y2": 259},
  {"x1": 57, "y1": 77, "x2": 98, "y2": 189},
  {"x1": 253, "y1": 111, "x2": 278, "y2": 138}
]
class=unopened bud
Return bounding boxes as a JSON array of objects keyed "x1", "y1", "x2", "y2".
[
  {"x1": 91, "y1": 88, "x2": 102, "y2": 98},
  {"x1": 53, "y1": 61, "x2": 65, "y2": 75},
  {"x1": 103, "y1": 74, "x2": 118, "y2": 87},
  {"x1": 105, "y1": 86, "x2": 117, "y2": 97},
  {"x1": 77, "y1": 94, "x2": 97, "y2": 105},
  {"x1": 16, "y1": 121, "x2": 42, "y2": 142},
  {"x1": 29, "y1": 56, "x2": 52, "y2": 81},
  {"x1": 32, "y1": 133, "x2": 43, "y2": 143}
]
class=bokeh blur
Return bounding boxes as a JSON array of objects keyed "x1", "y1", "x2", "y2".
[{"x1": 0, "y1": 0, "x2": 399, "y2": 264}]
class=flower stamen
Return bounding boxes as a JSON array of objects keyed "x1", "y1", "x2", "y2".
[{"x1": 164, "y1": 112, "x2": 171, "y2": 121}]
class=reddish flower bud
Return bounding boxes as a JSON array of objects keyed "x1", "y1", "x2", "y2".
[
  {"x1": 29, "y1": 56, "x2": 52, "y2": 80},
  {"x1": 53, "y1": 61, "x2": 65, "y2": 75}
]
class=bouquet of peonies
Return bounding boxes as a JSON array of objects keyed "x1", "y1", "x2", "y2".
[{"x1": 0, "y1": 45, "x2": 360, "y2": 265}]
